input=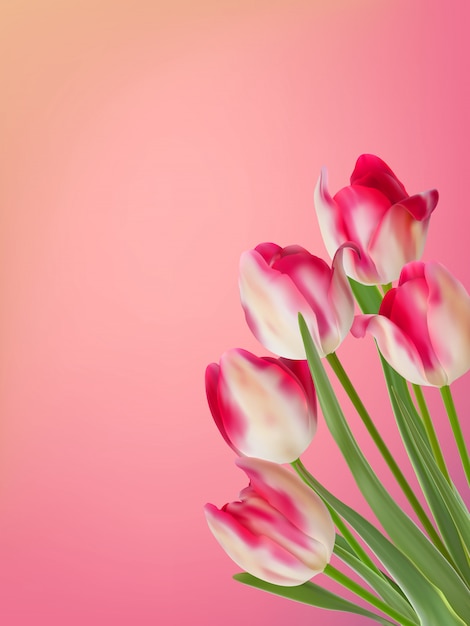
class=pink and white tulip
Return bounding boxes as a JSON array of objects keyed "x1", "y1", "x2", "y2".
[
  {"x1": 314, "y1": 154, "x2": 439, "y2": 285},
  {"x1": 352, "y1": 261, "x2": 470, "y2": 386},
  {"x1": 239, "y1": 243, "x2": 355, "y2": 359},
  {"x1": 204, "y1": 457, "x2": 335, "y2": 586},
  {"x1": 206, "y1": 349, "x2": 317, "y2": 464}
]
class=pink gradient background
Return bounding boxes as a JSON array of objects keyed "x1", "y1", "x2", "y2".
[{"x1": 0, "y1": 1, "x2": 468, "y2": 624}]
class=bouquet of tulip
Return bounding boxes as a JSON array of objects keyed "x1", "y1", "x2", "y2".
[{"x1": 203, "y1": 155, "x2": 470, "y2": 625}]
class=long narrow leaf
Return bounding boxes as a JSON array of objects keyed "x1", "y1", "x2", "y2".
[
  {"x1": 349, "y1": 278, "x2": 383, "y2": 314},
  {"x1": 233, "y1": 573, "x2": 396, "y2": 625},
  {"x1": 294, "y1": 460, "x2": 467, "y2": 626},
  {"x1": 392, "y1": 386, "x2": 470, "y2": 583},
  {"x1": 334, "y1": 536, "x2": 418, "y2": 624},
  {"x1": 299, "y1": 314, "x2": 470, "y2": 623}
]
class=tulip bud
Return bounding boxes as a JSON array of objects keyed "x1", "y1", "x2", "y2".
[
  {"x1": 314, "y1": 154, "x2": 439, "y2": 285},
  {"x1": 352, "y1": 261, "x2": 470, "y2": 386},
  {"x1": 204, "y1": 457, "x2": 335, "y2": 586},
  {"x1": 206, "y1": 349, "x2": 317, "y2": 464},
  {"x1": 239, "y1": 243, "x2": 355, "y2": 359}
]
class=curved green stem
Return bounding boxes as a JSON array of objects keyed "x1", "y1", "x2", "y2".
[
  {"x1": 412, "y1": 384, "x2": 451, "y2": 483},
  {"x1": 382, "y1": 283, "x2": 393, "y2": 295},
  {"x1": 324, "y1": 564, "x2": 417, "y2": 626},
  {"x1": 441, "y1": 386, "x2": 470, "y2": 484},
  {"x1": 326, "y1": 352, "x2": 445, "y2": 553}
]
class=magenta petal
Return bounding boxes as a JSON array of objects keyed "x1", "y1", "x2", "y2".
[
  {"x1": 278, "y1": 358, "x2": 317, "y2": 413},
  {"x1": 378, "y1": 288, "x2": 398, "y2": 319},
  {"x1": 327, "y1": 243, "x2": 356, "y2": 347},
  {"x1": 352, "y1": 314, "x2": 432, "y2": 385},
  {"x1": 361, "y1": 261, "x2": 470, "y2": 386},
  {"x1": 368, "y1": 203, "x2": 430, "y2": 283},
  {"x1": 424, "y1": 262, "x2": 470, "y2": 384},
  {"x1": 350, "y1": 154, "x2": 408, "y2": 204},
  {"x1": 350, "y1": 314, "x2": 376, "y2": 339},
  {"x1": 272, "y1": 251, "x2": 334, "y2": 341},
  {"x1": 333, "y1": 186, "x2": 389, "y2": 282},
  {"x1": 254, "y1": 242, "x2": 283, "y2": 265},
  {"x1": 399, "y1": 261, "x2": 426, "y2": 285},
  {"x1": 396, "y1": 189, "x2": 439, "y2": 221},
  {"x1": 389, "y1": 278, "x2": 439, "y2": 369},
  {"x1": 204, "y1": 459, "x2": 335, "y2": 587},
  {"x1": 314, "y1": 167, "x2": 346, "y2": 259},
  {"x1": 205, "y1": 363, "x2": 240, "y2": 454},
  {"x1": 204, "y1": 503, "x2": 322, "y2": 586},
  {"x1": 239, "y1": 248, "x2": 323, "y2": 358},
  {"x1": 216, "y1": 349, "x2": 316, "y2": 463},
  {"x1": 236, "y1": 458, "x2": 335, "y2": 554},
  {"x1": 315, "y1": 155, "x2": 439, "y2": 285},
  {"x1": 261, "y1": 356, "x2": 317, "y2": 418},
  {"x1": 384, "y1": 276, "x2": 444, "y2": 377}
]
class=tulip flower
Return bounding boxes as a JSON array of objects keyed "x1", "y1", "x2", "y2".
[
  {"x1": 206, "y1": 349, "x2": 317, "y2": 464},
  {"x1": 352, "y1": 261, "x2": 470, "y2": 386},
  {"x1": 239, "y1": 242, "x2": 355, "y2": 359},
  {"x1": 204, "y1": 457, "x2": 335, "y2": 586},
  {"x1": 314, "y1": 154, "x2": 439, "y2": 285}
]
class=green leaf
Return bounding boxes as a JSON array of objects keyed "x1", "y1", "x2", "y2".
[
  {"x1": 391, "y1": 386, "x2": 470, "y2": 583},
  {"x1": 298, "y1": 314, "x2": 470, "y2": 624},
  {"x1": 349, "y1": 278, "x2": 383, "y2": 314},
  {"x1": 294, "y1": 461, "x2": 467, "y2": 626},
  {"x1": 334, "y1": 536, "x2": 419, "y2": 625},
  {"x1": 233, "y1": 573, "x2": 396, "y2": 625},
  {"x1": 355, "y1": 279, "x2": 470, "y2": 579}
]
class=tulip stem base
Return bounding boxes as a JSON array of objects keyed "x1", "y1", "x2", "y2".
[
  {"x1": 440, "y1": 386, "x2": 470, "y2": 484},
  {"x1": 412, "y1": 384, "x2": 451, "y2": 483}
]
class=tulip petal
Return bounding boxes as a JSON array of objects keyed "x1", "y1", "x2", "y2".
[
  {"x1": 368, "y1": 207, "x2": 427, "y2": 284},
  {"x1": 239, "y1": 249, "x2": 322, "y2": 359},
  {"x1": 368, "y1": 192, "x2": 437, "y2": 284},
  {"x1": 225, "y1": 495, "x2": 329, "y2": 574},
  {"x1": 350, "y1": 154, "x2": 407, "y2": 204},
  {"x1": 327, "y1": 244, "x2": 356, "y2": 351},
  {"x1": 397, "y1": 189, "x2": 439, "y2": 221},
  {"x1": 261, "y1": 357, "x2": 317, "y2": 437},
  {"x1": 277, "y1": 358, "x2": 317, "y2": 413},
  {"x1": 314, "y1": 156, "x2": 439, "y2": 285},
  {"x1": 204, "y1": 503, "x2": 319, "y2": 586},
  {"x1": 425, "y1": 262, "x2": 470, "y2": 384},
  {"x1": 236, "y1": 457, "x2": 335, "y2": 557},
  {"x1": 271, "y1": 250, "x2": 340, "y2": 354},
  {"x1": 314, "y1": 167, "x2": 346, "y2": 259},
  {"x1": 399, "y1": 260, "x2": 426, "y2": 285},
  {"x1": 351, "y1": 314, "x2": 438, "y2": 386},
  {"x1": 217, "y1": 349, "x2": 315, "y2": 463},
  {"x1": 205, "y1": 363, "x2": 240, "y2": 454},
  {"x1": 383, "y1": 278, "x2": 445, "y2": 380},
  {"x1": 254, "y1": 242, "x2": 283, "y2": 264},
  {"x1": 334, "y1": 186, "x2": 392, "y2": 283}
]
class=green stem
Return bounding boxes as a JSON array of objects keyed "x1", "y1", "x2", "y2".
[
  {"x1": 323, "y1": 564, "x2": 417, "y2": 626},
  {"x1": 326, "y1": 352, "x2": 445, "y2": 553},
  {"x1": 292, "y1": 459, "x2": 380, "y2": 575},
  {"x1": 440, "y1": 385, "x2": 470, "y2": 484},
  {"x1": 412, "y1": 384, "x2": 451, "y2": 483},
  {"x1": 382, "y1": 283, "x2": 393, "y2": 295}
]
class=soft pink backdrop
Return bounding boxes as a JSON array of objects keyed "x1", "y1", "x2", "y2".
[{"x1": 0, "y1": 1, "x2": 468, "y2": 624}]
